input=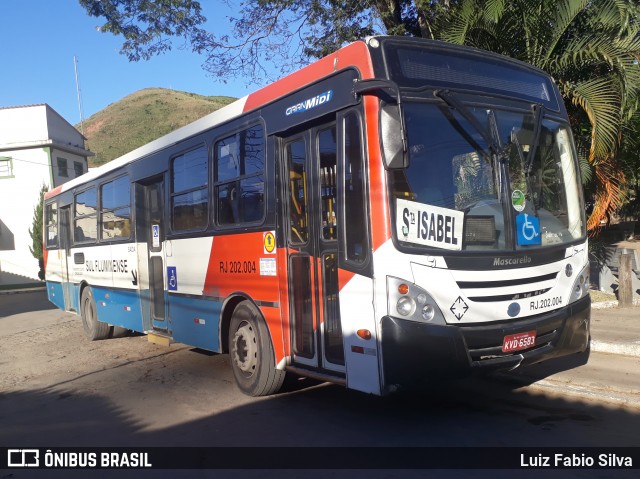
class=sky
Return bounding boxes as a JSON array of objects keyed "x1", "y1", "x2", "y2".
[{"x1": 0, "y1": 0, "x2": 258, "y2": 126}]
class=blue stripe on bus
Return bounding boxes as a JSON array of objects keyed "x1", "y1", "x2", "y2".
[
  {"x1": 69, "y1": 282, "x2": 81, "y2": 312},
  {"x1": 46, "y1": 281, "x2": 65, "y2": 310},
  {"x1": 91, "y1": 286, "x2": 144, "y2": 332},
  {"x1": 169, "y1": 294, "x2": 222, "y2": 352}
]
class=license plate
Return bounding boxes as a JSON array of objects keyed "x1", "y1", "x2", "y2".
[{"x1": 502, "y1": 331, "x2": 537, "y2": 353}]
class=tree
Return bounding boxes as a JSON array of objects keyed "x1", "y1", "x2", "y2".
[
  {"x1": 79, "y1": 1, "x2": 446, "y2": 82},
  {"x1": 29, "y1": 184, "x2": 48, "y2": 280},
  {"x1": 432, "y1": 0, "x2": 640, "y2": 231},
  {"x1": 80, "y1": 0, "x2": 640, "y2": 229}
]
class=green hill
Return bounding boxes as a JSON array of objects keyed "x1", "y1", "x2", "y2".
[{"x1": 80, "y1": 88, "x2": 236, "y2": 166}]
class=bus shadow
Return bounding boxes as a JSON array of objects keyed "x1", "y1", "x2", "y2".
[
  {"x1": 1, "y1": 372, "x2": 639, "y2": 478},
  {"x1": 493, "y1": 348, "x2": 591, "y2": 387},
  {"x1": 0, "y1": 289, "x2": 56, "y2": 318}
]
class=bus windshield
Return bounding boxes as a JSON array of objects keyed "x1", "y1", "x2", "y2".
[{"x1": 390, "y1": 101, "x2": 586, "y2": 251}]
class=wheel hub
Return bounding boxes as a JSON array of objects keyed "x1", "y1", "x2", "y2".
[{"x1": 232, "y1": 321, "x2": 258, "y2": 374}]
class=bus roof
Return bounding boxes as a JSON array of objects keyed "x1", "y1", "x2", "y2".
[{"x1": 45, "y1": 39, "x2": 374, "y2": 200}]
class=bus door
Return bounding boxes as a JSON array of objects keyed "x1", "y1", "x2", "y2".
[
  {"x1": 135, "y1": 179, "x2": 168, "y2": 333},
  {"x1": 283, "y1": 124, "x2": 345, "y2": 374},
  {"x1": 59, "y1": 206, "x2": 73, "y2": 311}
]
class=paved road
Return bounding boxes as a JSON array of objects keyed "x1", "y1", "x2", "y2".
[{"x1": 0, "y1": 291, "x2": 638, "y2": 479}]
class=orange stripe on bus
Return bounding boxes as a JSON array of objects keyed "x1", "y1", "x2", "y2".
[{"x1": 243, "y1": 41, "x2": 374, "y2": 113}]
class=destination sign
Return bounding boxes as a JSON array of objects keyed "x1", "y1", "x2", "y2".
[{"x1": 396, "y1": 198, "x2": 464, "y2": 251}]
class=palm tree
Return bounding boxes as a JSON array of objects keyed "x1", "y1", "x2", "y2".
[{"x1": 432, "y1": 0, "x2": 640, "y2": 231}]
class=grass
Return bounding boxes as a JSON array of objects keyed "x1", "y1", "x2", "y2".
[
  {"x1": 589, "y1": 289, "x2": 617, "y2": 303},
  {"x1": 80, "y1": 88, "x2": 236, "y2": 167}
]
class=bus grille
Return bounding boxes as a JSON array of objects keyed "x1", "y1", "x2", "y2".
[{"x1": 456, "y1": 271, "x2": 559, "y2": 302}]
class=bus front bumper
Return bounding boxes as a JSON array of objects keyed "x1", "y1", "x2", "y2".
[{"x1": 380, "y1": 294, "x2": 590, "y2": 390}]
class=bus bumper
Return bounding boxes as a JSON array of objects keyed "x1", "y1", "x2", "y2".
[{"x1": 380, "y1": 294, "x2": 590, "y2": 390}]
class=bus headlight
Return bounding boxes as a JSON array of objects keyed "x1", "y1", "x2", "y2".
[
  {"x1": 396, "y1": 296, "x2": 415, "y2": 316},
  {"x1": 387, "y1": 276, "x2": 446, "y2": 324},
  {"x1": 421, "y1": 304, "x2": 436, "y2": 321},
  {"x1": 569, "y1": 263, "x2": 590, "y2": 303}
]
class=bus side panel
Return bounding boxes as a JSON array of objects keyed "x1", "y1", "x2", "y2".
[
  {"x1": 165, "y1": 237, "x2": 215, "y2": 348},
  {"x1": 338, "y1": 270, "x2": 379, "y2": 395},
  {"x1": 169, "y1": 295, "x2": 222, "y2": 351},
  {"x1": 68, "y1": 281, "x2": 81, "y2": 312},
  {"x1": 45, "y1": 248, "x2": 66, "y2": 310},
  {"x1": 46, "y1": 279, "x2": 66, "y2": 311},
  {"x1": 134, "y1": 242, "x2": 151, "y2": 332},
  {"x1": 104, "y1": 242, "x2": 143, "y2": 331},
  {"x1": 79, "y1": 243, "x2": 141, "y2": 329},
  {"x1": 90, "y1": 286, "x2": 143, "y2": 331},
  {"x1": 202, "y1": 232, "x2": 284, "y2": 362}
]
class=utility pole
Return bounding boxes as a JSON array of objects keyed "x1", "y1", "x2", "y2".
[{"x1": 74, "y1": 55, "x2": 85, "y2": 136}]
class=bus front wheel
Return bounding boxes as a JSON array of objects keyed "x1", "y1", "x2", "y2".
[
  {"x1": 80, "y1": 287, "x2": 111, "y2": 341},
  {"x1": 228, "y1": 301, "x2": 285, "y2": 396}
]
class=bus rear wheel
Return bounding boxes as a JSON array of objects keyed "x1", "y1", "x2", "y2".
[
  {"x1": 80, "y1": 287, "x2": 110, "y2": 341},
  {"x1": 229, "y1": 301, "x2": 285, "y2": 396}
]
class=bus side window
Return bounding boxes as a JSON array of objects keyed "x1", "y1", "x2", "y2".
[
  {"x1": 74, "y1": 187, "x2": 97, "y2": 243},
  {"x1": 171, "y1": 146, "x2": 208, "y2": 232},
  {"x1": 100, "y1": 176, "x2": 131, "y2": 240},
  {"x1": 215, "y1": 125, "x2": 265, "y2": 226},
  {"x1": 45, "y1": 202, "x2": 58, "y2": 248},
  {"x1": 342, "y1": 112, "x2": 367, "y2": 263}
]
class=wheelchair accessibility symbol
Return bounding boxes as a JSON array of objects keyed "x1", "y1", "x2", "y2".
[
  {"x1": 516, "y1": 213, "x2": 541, "y2": 246},
  {"x1": 167, "y1": 266, "x2": 177, "y2": 291}
]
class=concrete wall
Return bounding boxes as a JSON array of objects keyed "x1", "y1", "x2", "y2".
[
  {"x1": 0, "y1": 147, "x2": 52, "y2": 278},
  {"x1": 51, "y1": 147, "x2": 87, "y2": 187},
  {"x1": 0, "y1": 105, "x2": 49, "y2": 145},
  {"x1": 46, "y1": 107, "x2": 85, "y2": 149},
  {"x1": 0, "y1": 105, "x2": 90, "y2": 280}
]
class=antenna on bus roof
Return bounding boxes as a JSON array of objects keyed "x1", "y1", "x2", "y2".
[{"x1": 73, "y1": 55, "x2": 85, "y2": 136}]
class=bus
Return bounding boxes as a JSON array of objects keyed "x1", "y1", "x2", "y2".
[{"x1": 44, "y1": 36, "x2": 590, "y2": 397}]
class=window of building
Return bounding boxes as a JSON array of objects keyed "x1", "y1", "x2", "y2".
[
  {"x1": 171, "y1": 146, "x2": 208, "y2": 231},
  {"x1": 215, "y1": 125, "x2": 265, "y2": 225},
  {"x1": 74, "y1": 187, "x2": 97, "y2": 242},
  {"x1": 57, "y1": 157, "x2": 69, "y2": 178},
  {"x1": 74, "y1": 161, "x2": 84, "y2": 177},
  {"x1": 100, "y1": 176, "x2": 131, "y2": 240},
  {"x1": 0, "y1": 157, "x2": 14, "y2": 178},
  {"x1": 45, "y1": 203, "x2": 58, "y2": 248}
]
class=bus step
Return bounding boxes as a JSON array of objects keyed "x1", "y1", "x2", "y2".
[{"x1": 147, "y1": 332, "x2": 172, "y2": 347}]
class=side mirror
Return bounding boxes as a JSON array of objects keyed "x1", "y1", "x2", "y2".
[
  {"x1": 353, "y1": 79, "x2": 408, "y2": 169},
  {"x1": 380, "y1": 103, "x2": 407, "y2": 169}
]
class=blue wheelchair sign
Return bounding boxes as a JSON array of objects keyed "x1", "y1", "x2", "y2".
[
  {"x1": 167, "y1": 266, "x2": 177, "y2": 291},
  {"x1": 516, "y1": 213, "x2": 541, "y2": 245}
]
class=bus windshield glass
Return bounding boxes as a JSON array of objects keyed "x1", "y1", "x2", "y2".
[{"x1": 390, "y1": 102, "x2": 585, "y2": 252}]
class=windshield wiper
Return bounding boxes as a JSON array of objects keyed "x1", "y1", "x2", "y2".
[
  {"x1": 523, "y1": 104, "x2": 545, "y2": 210},
  {"x1": 434, "y1": 90, "x2": 510, "y2": 193},
  {"x1": 434, "y1": 90, "x2": 499, "y2": 154},
  {"x1": 434, "y1": 90, "x2": 515, "y2": 246},
  {"x1": 510, "y1": 128, "x2": 538, "y2": 215},
  {"x1": 525, "y1": 104, "x2": 544, "y2": 175}
]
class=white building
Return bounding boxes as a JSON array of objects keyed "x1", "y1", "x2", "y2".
[{"x1": 0, "y1": 104, "x2": 92, "y2": 280}]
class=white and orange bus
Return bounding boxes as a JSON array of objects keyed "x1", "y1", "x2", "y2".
[{"x1": 44, "y1": 36, "x2": 590, "y2": 396}]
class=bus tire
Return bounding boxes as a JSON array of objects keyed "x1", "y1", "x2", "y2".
[
  {"x1": 80, "y1": 287, "x2": 110, "y2": 341},
  {"x1": 228, "y1": 301, "x2": 285, "y2": 396}
]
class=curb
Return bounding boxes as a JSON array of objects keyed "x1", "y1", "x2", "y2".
[
  {"x1": 591, "y1": 339, "x2": 640, "y2": 358},
  {"x1": 0, "y1": 286, "x2": 46, "y2": 295},
  {"x1": 528, "y1": 378, "x2": 640, "y2": 410},
  {"x1": 591, "y1": 299, "x2": 640, "y2": 309}
]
